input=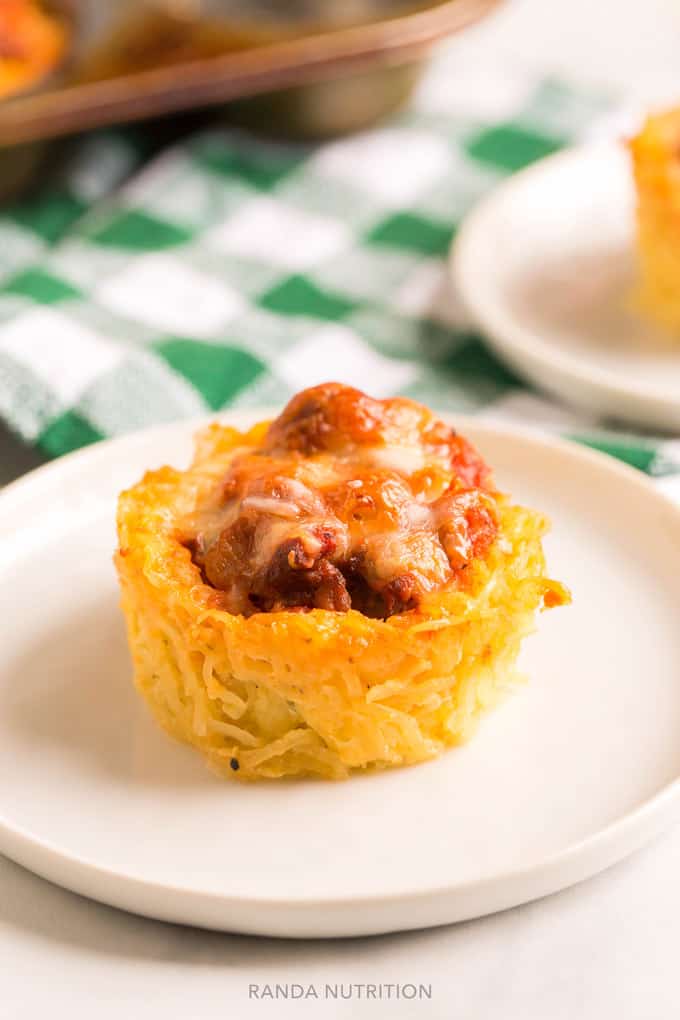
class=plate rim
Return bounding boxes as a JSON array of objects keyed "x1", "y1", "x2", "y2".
[
  {"x1": 2, "y1": 414, "x2": 680, "y2": 935},
  {"x1": 450, "y1": 141, "x2": 680, "y2": 425}
]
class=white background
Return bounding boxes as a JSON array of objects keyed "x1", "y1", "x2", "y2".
[{"x1": 3, "y1": 1, "x2": 680, "y2": 1017}]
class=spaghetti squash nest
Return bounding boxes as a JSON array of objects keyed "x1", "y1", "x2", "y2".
[
  {"x1": 629, "y1": 108, "x2": 680, "y2": 335},
  {"x1": 115, "y1": 387, "x2": 568, "y2": 781}
]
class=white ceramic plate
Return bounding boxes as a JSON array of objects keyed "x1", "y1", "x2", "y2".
[
  {"x1": 2, "y1": 415, "x2": 680, "y2": 938},
  {"x1": 452, "y1": 143, "x2": 680, "y2": 431}
]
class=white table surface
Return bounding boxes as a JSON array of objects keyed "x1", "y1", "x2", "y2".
[{"x1": 3, "y1": 1, "x2": 680, "y2": 1016}]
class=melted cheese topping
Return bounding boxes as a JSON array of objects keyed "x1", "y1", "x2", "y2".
[
  {"x1": 366, "y1": 444, "x2": 428, "y2": 475},
  {"x1": 186, "y1": 384, "x2": 498, "y2": 617}
]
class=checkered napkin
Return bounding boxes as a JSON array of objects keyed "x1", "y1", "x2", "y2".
[{"x1": 0, "y1": 61, "x2": 679, "y2": 495}]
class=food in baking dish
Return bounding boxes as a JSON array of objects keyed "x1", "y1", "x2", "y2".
[
  {"x1": 629, "y1": 108, "x2": 680, "y2": 333},
  {"x1": 115, "y1": 384, "x2": 569, "y2": 780},
  {"x1": 0, "y1": 1, "x2": 67, "y2": 100}
]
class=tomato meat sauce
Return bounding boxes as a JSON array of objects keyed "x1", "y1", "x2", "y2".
[{"x1": 186, "y1": 383, "x2": 499, "y2": 618}]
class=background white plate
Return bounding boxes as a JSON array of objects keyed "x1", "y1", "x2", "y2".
[
  {"x1": 1, "y1": 415, "x2": 680, "y2": 938},
  {"x1": 452, "y1": 143, "x2": 680, "y2": 431}
]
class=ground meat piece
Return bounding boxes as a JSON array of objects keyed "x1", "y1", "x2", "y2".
[
  {"x1": 434, "y1": 488, "x2": 498, "y2": 568},
  {"x1": 198, "y1": 516, "x2": 256, "y2": 614},
  {"x1": 266, "y1": 534, "x2": 328, "y2": 577},
  {"x1": 381, "y1": 573, "x2": 420, "y2": 615},
  {"x1": 264, "y1": 383, "x2": 385, "y2": 455},
  {"x1": 253, "y1": 536, "x2": 351, "y2": 613}
]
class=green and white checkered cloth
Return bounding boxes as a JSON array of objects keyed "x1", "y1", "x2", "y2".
[{"x1": 1, "y1": 61, "x2": 679, "y2": 497}]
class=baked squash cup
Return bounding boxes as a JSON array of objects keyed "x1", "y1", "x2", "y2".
[
  {"x1": 115, "y1": 384, "x2": 569, "y2": 780},
  {"x1": 630, "y1": 108, "x2": 680, "y2": 334}
]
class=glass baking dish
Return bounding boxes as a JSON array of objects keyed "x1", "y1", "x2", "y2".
[
  {"x1": 0, "y1": 0, "x2": 501, "y2": 201},
  {"x1": 0, "y1": 0, "x2": 502, "y2": 143}
]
